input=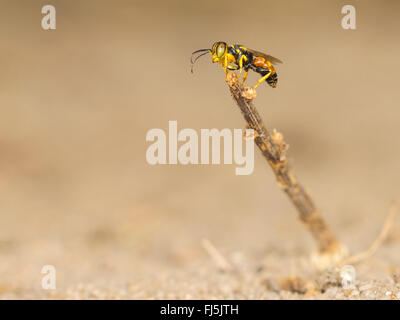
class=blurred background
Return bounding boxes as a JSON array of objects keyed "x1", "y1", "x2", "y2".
[{"x1": 0, "y1": 0, "x2": 399, "y2": 298}]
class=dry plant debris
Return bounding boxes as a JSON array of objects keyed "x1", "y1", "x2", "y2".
[{"x1": 225, "y1": 71, "x2": 347, "y2": 267}]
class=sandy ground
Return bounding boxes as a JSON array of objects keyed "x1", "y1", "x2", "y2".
[{"x1": 0, "y1": 0, "x2": 400, "y2": 299}]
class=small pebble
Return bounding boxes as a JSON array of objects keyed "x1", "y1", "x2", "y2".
[
  {"x1": 351, "y1": 290, "x2": 360, "y2": 296},
  {"x1": 325, "y1": 287, "x2": 338, "y2": 298}
]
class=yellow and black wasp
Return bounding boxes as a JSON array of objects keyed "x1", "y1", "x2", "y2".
[{"x1": 191, "y1": 41, "x2": 282, "y2": 89}]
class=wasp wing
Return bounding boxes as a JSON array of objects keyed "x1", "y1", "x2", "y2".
[{"x1": 245, "y1": 48, "x2": 283, "y2": 64}]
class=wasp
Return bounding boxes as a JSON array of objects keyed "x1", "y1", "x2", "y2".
[{"x1": 191, "y1": 41, "x2": 282, "y2": 89}]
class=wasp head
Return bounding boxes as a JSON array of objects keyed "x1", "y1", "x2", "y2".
[
  {"x1": 190, "y1": 41, "x2": 227, "y2": 73},
  {"x1": 211, "y1": 42, "x2": 228, "y2": 63}
]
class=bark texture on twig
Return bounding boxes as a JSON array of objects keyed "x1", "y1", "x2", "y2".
[{"x1": 225, "y1": 72, "x2": 341, "y2": 255}]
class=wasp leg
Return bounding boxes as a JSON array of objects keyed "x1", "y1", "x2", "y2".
[
  {"x1": 237, "y1": 55, "x2": 247, "y2": 78},
  {"x1": 241, "y1": 70, "x2": 249, "y2": 85},
  {"x1": 224, "y1": 55, "x2": 228, "y2": 75},
  {"x1": 254, "y1": 70, "x2": 272, "y2": 89}
]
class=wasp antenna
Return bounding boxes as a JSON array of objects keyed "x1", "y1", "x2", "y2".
[
  {"x1": 190, "y1": 49, "x2": 210, "y2": 73},
  {"x1": 190, "y1": 49, "x2": 209, "y2": 63}
]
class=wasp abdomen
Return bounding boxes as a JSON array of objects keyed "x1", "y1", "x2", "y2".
[
  {"x1": 253, "y1": 57, "x2": 278, "y2": 88},
  {"x1": 253, "y1": 57, "x2": 269, "y2": 69},
  {"x1": 266, "y1": 73, "x2": 278, "y2": 88}
]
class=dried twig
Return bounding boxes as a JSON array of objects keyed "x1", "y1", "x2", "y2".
[
  {"x1": 341, "y1": 201, "x2": 398, "y2": 266},
  {"x1": 201, "y1": 238, "x2": 233, "y2": 272},
  {"x1": 225, "y1": 72, "x2": 345, "y2": 260}
]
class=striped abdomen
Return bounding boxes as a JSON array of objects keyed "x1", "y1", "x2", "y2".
[{"x1": 253, "y1": 57, "x2": 278, "y2": 88}]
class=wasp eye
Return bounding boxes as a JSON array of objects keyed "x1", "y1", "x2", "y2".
[{"x1": 216, "y1": 43, "x2": 226, "y2": 58}]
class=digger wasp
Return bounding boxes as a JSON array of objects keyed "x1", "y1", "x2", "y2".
[{"x1": 191, "y1": 41, "x2": 282, "y2": 89}]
